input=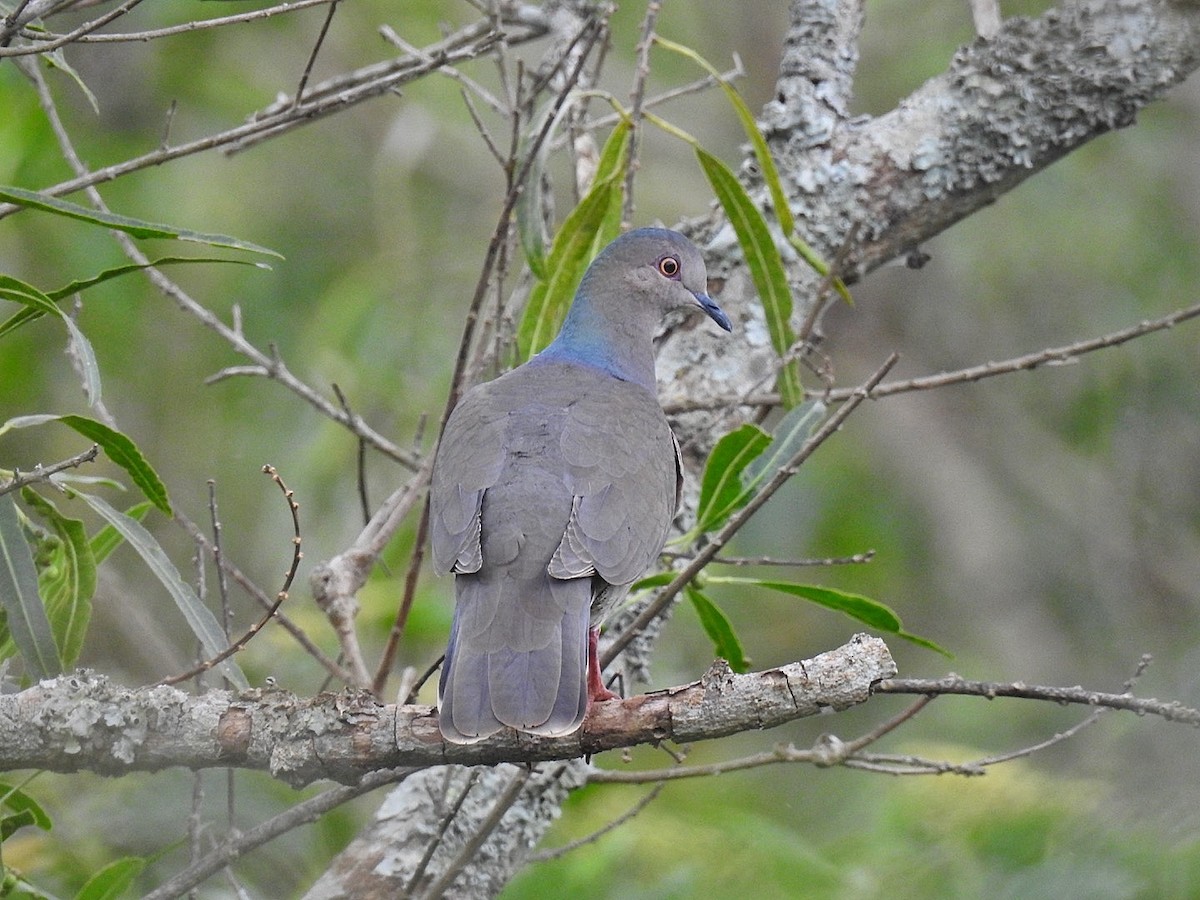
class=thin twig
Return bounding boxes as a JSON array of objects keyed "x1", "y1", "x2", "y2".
[
  {"x1": 621, "y1": 0, "x2": 661, "y2": 227},
  {"x1": 404, "y1": 770, "x2": 480, "y2": 895},
  {"x1": 874, "y1": 674, "x2": 1200, "y2": 725},
  {"x1": 380, "y1": 23, "x2": 505, "y2": 114},
  {"x1": 293, "y1": 0, "x2": 341, "y2": 106},
  {"x1": 0, "y1": 27, "x2": 519, "y2": 219},
  {"x1": 0, "y1": 444, "x2": 99, "y2": 496},
  {"x1": 177, "y1": 510, "x2": 354, "y2": 684},
  {"x1": 3, "y1": 0, "x2": 336, "y2": 52},
  {"x1": 143, "y1": 768, "x2": 418, "y2": 900},
  {"x1": 414, "y1": 767, "x2": 532, "y2": 900},
  {"x1": 528, "y1": 782, "x2": 666, "y2": 862},
  {"x1": 660, "y1": 549, "x2": 875, "y2": 568},
  {"x1": 0, "y1": 0, "x2": 142, "y2": 57},
  {"x1": 663, "y1": 299, "x2": 1200, "y2": 413},
  {"x1": 160, "y1": 465, "x2": 303, "y2": 686}
]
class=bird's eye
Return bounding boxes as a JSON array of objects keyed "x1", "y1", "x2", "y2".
[{"x1": 657, "y1": 256, "x2": 681, "y2": 278}]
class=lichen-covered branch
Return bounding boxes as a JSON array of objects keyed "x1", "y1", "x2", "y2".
[{"x1": 0, "y1": 635, "x2": 894, "y2": 789}]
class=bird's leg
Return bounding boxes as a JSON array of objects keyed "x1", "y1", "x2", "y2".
[{"x1": 587, "y1": 626, "x2": 618, "y2": 703}]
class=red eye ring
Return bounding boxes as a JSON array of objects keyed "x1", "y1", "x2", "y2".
[{"x1": 657, "y1": 255, "x2": 681, "y2": 278}]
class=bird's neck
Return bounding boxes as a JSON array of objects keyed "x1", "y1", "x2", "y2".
[{"x1": 541, "y1": 294, "x2": 658, "y2": 390}]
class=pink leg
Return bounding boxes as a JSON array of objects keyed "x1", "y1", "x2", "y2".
[{"x1": 586, "y1": 627, "x2": 618, "y2": 703}]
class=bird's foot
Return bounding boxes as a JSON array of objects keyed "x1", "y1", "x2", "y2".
[{"x1": 586, "y1": 627, "x2": 619, "y2": 703}]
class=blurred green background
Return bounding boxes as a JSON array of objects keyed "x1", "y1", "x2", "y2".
[{"x1": 2, "y1": 0, "x2": 1199, "y2": 896}]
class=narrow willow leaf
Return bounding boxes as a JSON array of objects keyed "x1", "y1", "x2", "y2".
[
  {"x1": 693, "y1": 423, "x2": 772, "y2": 535},
  {"x1": 2, "y1": 414, "x2": 170, "y2": 514},
  {"x1": 57, "y1": 416, "x2": 171, "y2": 514},
  {"x1": 515, "y1": 179, "x2": 615, "y2": 360},
  {"x1": 586, "y1": 119, "x2": 632, "y2": 258},
  {"x1": 650, "y1": 38, "x2": 853, "y2": 306},
  {"x1": 514, "y1": 108, "x2": 556, "y2": 281},
  {"x1": 71, "y1": 492, "x2": 248, "y2": 689},
  {"x1": 22, "y1": 489, "x2": 95, "y2": 670},
  {"x1": 712, "y1": 577, "x2": 948, "y2": 655},
  {"x1": 694, "y1": 147, "x2": 804, "y2": 407},
  {"x1": 1, "y1": 258, "x2": 267, "y2": 339},
  {"x1": 653, "y1": 36, "x2": 794, "y2": 237},
  {"x1": 629, "y1": 570, "x2": 675, "y2": 594},
  {"x1": 743, "y1": 399, "x2": 827, "y2": 489},
  {"x1": 0, "y1": 495, "x2": 62, "y2": 679},
  {"x1": 0, "y1": 782, "x2": 52, "y2": 832},
  {"x1": 90, "y1": 501, "x2": 152, "y2": 565},
  {"x1": 0, "y1": 273, "x2": 60, "y2": 317},
  {"x1": 44, "y1": 48, "x2": 100, "y2": 114},
  {"x1": 786, "y1": 233, "x2": 855, "y2": 307},
  {"x1": 74, "y1": 857, "x2": 147, "y2": 900},
  {"x1": 0, "y1": 275, "x2": 103, "y2": 402},
  {"x1": 686, "y1": 585, "x2": 749, "y2": 673},
  {"x1": 0, "y1": 186, "x2": 282, "y2": 258},
  {"x1": 60, "y1": 312, "x2": 103, "y2": 407}
]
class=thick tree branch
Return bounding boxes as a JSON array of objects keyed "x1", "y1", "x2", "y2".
[
  {"x1": 764, "y1": 0, "x2": 1200, "y2": 276},
  {"x1": 0, "y1": 635, "x2": 894, "y2": 788}
]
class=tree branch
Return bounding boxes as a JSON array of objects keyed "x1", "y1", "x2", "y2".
[{"x1": 0, "y1": 635, "x2": 894, "y2": 788}]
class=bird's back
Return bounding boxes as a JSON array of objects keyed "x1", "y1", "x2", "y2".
[{"x1": 431, "y1": 358, "x2": 679, "y2": 741}]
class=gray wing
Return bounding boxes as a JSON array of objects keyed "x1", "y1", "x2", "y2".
[
  {"x1": 548, "y1": 379, "x2": 681, "y2": 591},
  {"x1": 429, "y1": 384, "x2": 507, "y2": 577}
]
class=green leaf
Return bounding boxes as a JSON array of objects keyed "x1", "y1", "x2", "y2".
[
  {"x1": 21, "y1": 490, "x2": 95, "y2": 670},
  {"x1": 694, "y1": 147, "x2": 803, "y2": 407},
  {"x1": 2, "y1": 415, "x2": 172, "y2": 515},
  {"x1": 693, "y1": 423, "x2": 772, "y2": 536},
  {"x1": 70, "y1": 491, "x2": 248, "y2": 690},
  {"x1": 1, "y1": 257, "x2": 267, "y2": 340},
  {"x1": 653, "y1": 36, "x2": 794, "y2": 236},
  {"x1": 630, "y1": 570, "x2": 675, "y2": 594},
  {"x1": 515, "y1": 179, "x2": 619, "y2": 360},
  {"x1": 686, "y1": 585, "x2": 749, "y2": 672},
  {"x1": 0, "y1": 186, "x2": 282, "y2": 258},
  {"x1": 650, "y1": 38, "x2": 853, "y2": 307},
  {"x1": 57, "y1": 416, "x2": 171, "y2": 514},
  {"x1": 785, "y1": 233, "x2": 855, "y2": 307},
  {"x1": 0, "y1": 495, "x2": 62, "y2": 679},
  {"x1": 90, "y1": 501, "x2": 152, "y2": 564},
  {"x1": 742, "y1": 399, "x2": 827, "y2": 488},
  {"x1": 712, "y1": 577, "x2": 949, "y2": 655},
  {"x1": 43, "y1": 47, "x2": 100, "y2": 114},
  {"x1": 0, "y1": 781, "x2": 52, "y2": 835},
  {"x1": 0, "y1": 275, "x2": 103, "y2": 404},
  {"x1": 74, "y1": 857, "x2": 146, "y2": 900},
  {"x1": 585, "y1": 119, "x2": 633, "y2": 257}
]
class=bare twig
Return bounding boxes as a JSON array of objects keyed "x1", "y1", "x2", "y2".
[
  {"x1": 2, "y1": 0, "x2": 336, "y2": 53},
  {"x1": 874, "y1": 674, "x2": 1200, "y2": 725},
  {"x1": 528, "y1": 782, "x2": 666, "y2": 862},
  {"x1": 621, "y1": 0, "x2": 661, "y2": 226},
  {"x1": 414, "y1": 767, "x2": 531, "y2": 900},
  {"x1": 0, "y1": 0, "x2": 143, "y2": 57},
  {"x1": 660, "y1": 549, "x2": 876, "y2": 568},
  {"x1": 161, "y1": 465, "x2": 304, "y2": 687},
  {"x1": 663, "y1": 299, "x2": 1200, "y2": 413},
  {"x1": 142, "y1": 768, "x2": 418, "y2": 900},
  {"x1": 404, "y1": 770, "x2": 480, "y2": 895},
  {"x1": 293, "y1": 0, "x2": 341, "y2": 106},
  {"x1": 0, "y1": 444, "x2": 99, "y2": 496}
]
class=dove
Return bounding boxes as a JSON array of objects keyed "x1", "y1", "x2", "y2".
[{"x1": 431, "y1": 227, "x2": 732, "y2": 743}]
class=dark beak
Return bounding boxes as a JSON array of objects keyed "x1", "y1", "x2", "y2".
[{"x1": 693, "y1": 292, "x2": 732, "y2": 332}]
